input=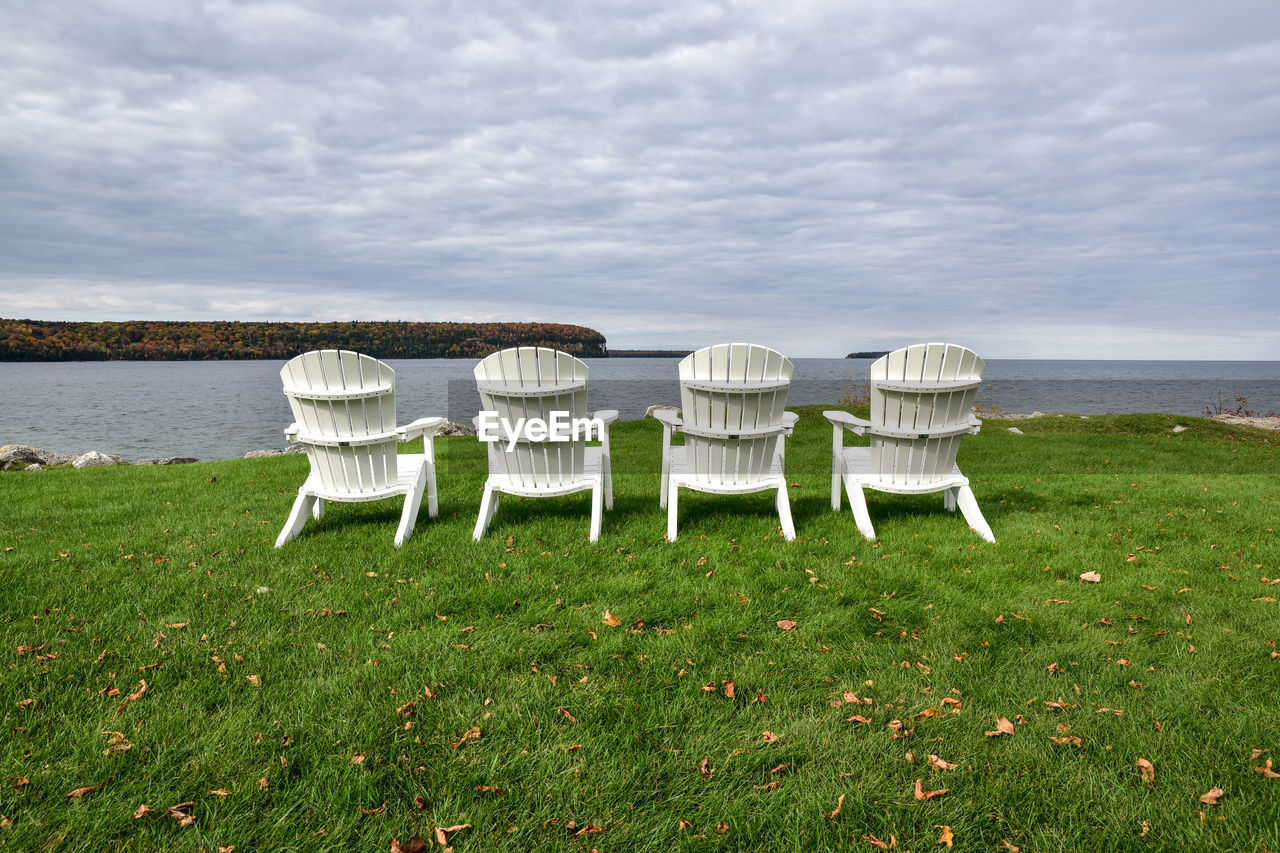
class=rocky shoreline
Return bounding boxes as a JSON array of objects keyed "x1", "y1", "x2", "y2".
[
  {"x1": 0, "y1": 419, "x2": 479, "y2": 471},
  {"x1": 5, "y1": 414, "x2": 1274, "y2": 471}
]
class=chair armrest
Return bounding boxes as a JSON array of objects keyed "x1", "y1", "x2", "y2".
[
  {"x1": 967, "y1": 414, "x2": 982, "y2": 435},
  {"x1": 782, "y1": 411, "x2": 799, "y2": 428},
  {"x1": 397, "y1": 416, "x2": 446, "y2": 442},
  {"x1": 592, "y1": 409, "x2": 620, "y2": 425},
  {"x1": 651, "y1": 409, "x2": 683, "y2": 430},
  {"x1": 284, "y1": 423, "x2": 300, "y2": 442},
  {"x1": 870, "y1": 423, "x2": 977, "y2": 440},
  {"x1": 823, "y1": 410, "x2": 870, "y2": 435}
]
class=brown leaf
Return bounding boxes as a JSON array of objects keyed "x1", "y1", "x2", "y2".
[
  {"x1": 1047, "y1": 736, "x2": 1082, "y2": 745},
  {"x1": 246, "y1": 674, "x2": 261, "y2": 687},
  {"x1": 433, "y1": 824, "x2": 472, "y2": 846},
  {"x1": 716, "y1": 821, "x2": 729, "y2": 834},
  {"x1": 1079, "y1": 571, "x2": 1102, "y2": 583},
  {"x1": 360, "y1": 801, "x2": 388, "y2": 815},
  {"x1": 15, "y1": 778, "x2": 29, "y2": 789},
  {"x1": 166, "y1": 802, "x2": 195, "y2": 828},
  {"x1": 1254, "y1": 758, "x2": 1280, "y2": 779},
  {"x1": 1199, "y1": 786, "x2": 1224, "y2": 805},
  {"x1": 700, "y1": 757, "x2": 713, "y2": 777},
  {"x1": 0, "y1": 814, "x2": 11, "y2": 829},
  {"x1": 601, "y1": 610, "x2": 622, "y2": 627},
  {"x1": 753, "y1": 781, "x2": 780, "y2": 791},
  {"x1": 985, "y1": 717, "x2": 1015, "y2": 737},
  {"x1": 927, "y1": 754, "x2": 957, "y2": 771},
  {"x1": 569, "y1": 824, "x2": 602, "y2": 839},
  {"x1": 66, "y1": 785, "x2": 96, "y2": 799},
  {"x1": 723, "y1": 680, "x2": 735, "y2": 700},
  {"x1": 937, "y1": 825, "x2": 955, "y2": 848},
  {"x1": 678, "y1": 819, "x2": 693, "y2": 831},
  {"x1": 133, "y1": 804, "x2": 153, "y2": 819},
  {"x1": 127, "y1": 680, "x2": 148, "y2": 702},
  {"x1": 451, "y1": 726, "x2": 482, "y2": 748},
  {"x1": 557, "y1": 707, "x2": 577, "y2": 724},
  {"x1": 769, "y1": 762, "x2": 789, "y2": 774},
  {"x1": 208, "y1": 789, "x2": 230, "y2": 797},
  {"x1": 350, "y1": 753, "x2": 366, "y2": 765},
  {"x1": 914, "y1": 779, "x2": 949, "y2": 801},
  {"x1": 845, "y1": 714, "x2": 872, "y2": 724},
  {"x1": 863, "y1": 834, "x2": 896, "y2": 850},
  {"x1": 776, "y1": 619, "x2": 797, "y2": 631},
  {"x1": 474, "y1": 786, "x2": 502, "y2": 794},
  {"x1": 822, "y1": 793, "x2": 845, "y2": 818},
  {"x1": 390, "y1": 834, "x2": 428, "y2": 853},
  {"x1": 761, "y1": 730, "x2": 780, "y2": 743}
]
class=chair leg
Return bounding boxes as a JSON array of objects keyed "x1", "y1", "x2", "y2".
[
  {"x1": 659, "y1": 443, "x2": 670, "y2": 509},
  {"x1": 395, "y1": 462, "x2": 428, "y2": 547},
  {"x1": 276, "y1": 490, "x2": 317, "y2": 548},
  {"x1": 666, "y1": 482, "x2": 679, "y2": 542},
  {"x1": 312, "y1": 498, "x2": 324, "y2": 520},
  {"x1": 845, "y1": 478, "x2": 877, "y2": 541},
  {"x1": 473, "y1": 484, "x2": 497, "y2": 541},
  {"x1": 831, "y1": 455, "x2": 843, "y2": 511},
  {"x1": 776, "y1": 484, "x2": 796, "y2": 541},
  {"x1": 425, "y1": 461, "x2": 439, "y2": 518},
  {"x1": 603, "y1": 453, "x2": 614, "y2": 510},
  {"x1": 955, "y1": 485, "x2": 995, "y2": 543},
  {"x1": 589, "y1": 481, "x2": 603, "y2": 542},
  {"x1": 944, "y1": 487, "x2": 957, "y2": 512}
]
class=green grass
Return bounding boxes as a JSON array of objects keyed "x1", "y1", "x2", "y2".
[{"x1": 2, "y1": 407, "x2": 1278, "y2": 852}]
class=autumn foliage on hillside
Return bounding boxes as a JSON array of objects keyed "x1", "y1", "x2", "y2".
[{"x1": 0, "y1": 319, "x2": 609, "y2": 361}]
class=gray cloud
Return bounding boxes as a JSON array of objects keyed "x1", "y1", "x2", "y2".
[{"x1": 1, "y1": 0, "x2": 1277, "y2": 357}]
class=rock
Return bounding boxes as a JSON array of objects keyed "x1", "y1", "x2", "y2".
[
  {"x1": 136, "y1": 457, "x2": 200, "y2": 465},
  {"x1": 0, "y1": 444, "x2": 77, "y2": 466},
  {"x1": 646, "y1": 405, "x2": 679, "y2": 418},
  {"x1": 73, "y1": 451, "x2": 118, "y2": 468},
  {"x1": 1007, "y1": 427, "x2": 1024, "y2": 435},
  {"x1": 245, "y1": 449, "x2": 286, "y2": 458},
  {"x1": 23, "y1": 463, "x2": 44, "y2": 471},
  {"x1": 436, "y1": 419, "x2": 476, "y2": 437},
  {"x1": 1171, "y1": 425, "x2": 1188, "y2": 433}
]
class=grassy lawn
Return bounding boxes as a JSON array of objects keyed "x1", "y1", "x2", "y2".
[{"x1": 2, "y1": 406, "x2": 1278, "y2": 852}]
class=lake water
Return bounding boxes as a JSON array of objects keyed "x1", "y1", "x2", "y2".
[{"x1": 1, "y1": 358, "x2": 1276, "y2": 461}]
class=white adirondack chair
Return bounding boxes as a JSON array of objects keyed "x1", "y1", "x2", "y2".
[
  {"x1": 276, "y1": 350, "x2": 444, "y2": 548},
  {"x1": 655, "y1": 343, "x2": 798, "y2": 542},
  {"x1": 472, "y1": 347, "x2": 617, "y2": 542},
  {"x1": 823, "y1": 342, "x2": 994, "y2": 542}
]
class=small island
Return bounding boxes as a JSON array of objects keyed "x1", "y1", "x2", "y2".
[
  {"x1": 0, "y1": 319, "x2": 608, "y2": 361},
  {"x1": 846, "y1": 350, "x2": 891, "y2": 359}
]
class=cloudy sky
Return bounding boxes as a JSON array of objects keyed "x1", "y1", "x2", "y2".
[{"x1": 2, "y1": 1, "x2": 1277, "y2": 358}]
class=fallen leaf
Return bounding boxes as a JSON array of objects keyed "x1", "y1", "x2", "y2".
[
  {"x1": 569, "y1": 824, "x2": 602, "y2": 839},
  {"x1": 390, "y1": 834, "x2": 428, "y2": 853},
  {"x1": 1080, "y1": 571, "x2": 1101, "y2": 583},
  {"x1": 1254, "y1": 758, "x2": 1280, "y2": 779},
  {"x1": 67, "y1": 786, "x2": 96, "y2": 799},
  {"x1": 1047, "y1": 736, "x2": 1082, "y2": 745},
  {"x1": 557, "y1": 707, "x2": 577, "y2": 724},
  {"x1": 0, "y1": 814, "x2": 11, "y2": 828},
  {"x1": 133, "y1": 804, "x2": 153, "y2": 819},
  {"x1": 914, "y1": 779, "x2": 949, "y2": 801},
  {"x1": 166, "y1": 801, "x2": 195, "y2": 828},
  {"x1": 985, "y1": 717, "x2": 1015, "y2": 737},
  {"x1": 350, "y1": 753, "x2": 366, "y2": 765},
  {"x1": 601, "y1": 610, "x2": 622, "y2": 627},
  {"x1": 15, "y1": 778, "x2": 29, "y2": 789},
  {"x1": 678, "y1": 819, "x2": 693, "y2": 831},
  {"x1": 1199, "y1": 786, "x2": 1224, "y2": 805},
  {"x1": 862, "y1": 834, "x2": 896, "y2": 850},
  {"x1": 451, "y1": 726, "x2": 482, "y2": 748},
  {"x1": 474, "y1": 786, "x2": 501, "y2": 794},
  {"x1": 1133, "y1": 758, "x2": 1155, "y2": 787},
  {"x1": 770, "y1": 762, "x2": 789, "y2": 774},
  {"x1": 776, "y1": 620, "x2": 797, "y2": 631},
  {"x1": 823, "y1": 793, "x2": 845, "y2": 818},
  {"x1": 360, "y1": 801, "x2": 388, "y2": 815},
  {"x1": 761, "y1": 730, "x2": 780, "y2": 743},
  {"x1": 927, "y1": 755, "x2": 957, "y2": 771},
  {"x1": 753, "y1": 781, "x2": 780, "y2": 791},
  {"x1": 208, "y1": 789, "x2": 230, "y2": 797},
  {"x1": 937, "y1": 825, "x2": 955, "y2": 848},
  {"x1": 845, "y1": 714, "x2": 872, "y2": 724},
  {"x1": 700, "y1": 757, "x2": 713, "y2": 777},
  {"x1": 246, "y1": 674, "x2": 261, "y2": 687},
  {"x1": 434, "y1": 824, "x2": 472, "y2": 846}
]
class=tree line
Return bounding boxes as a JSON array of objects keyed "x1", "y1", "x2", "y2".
[{"x1": 0, "y1": 319, "x2": 609, "y2": 361}]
